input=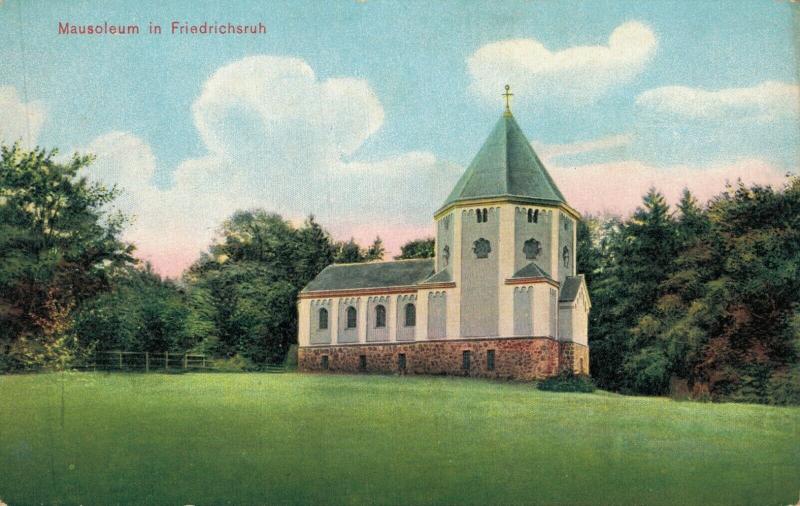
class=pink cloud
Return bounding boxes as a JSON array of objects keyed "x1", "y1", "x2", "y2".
[
  {"x1": 133, "y1": 244, "x2": 201, "y2": 279},
  {"x1": 551, "y1": 158, "x2": 789, "y2": 216}
]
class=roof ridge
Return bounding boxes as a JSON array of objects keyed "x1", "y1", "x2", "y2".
[{"x1": 330, "y1": 257, "x2": 433, "y2": 267}]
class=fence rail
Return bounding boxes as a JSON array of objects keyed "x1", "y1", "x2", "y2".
[{"x1": 89, "y1": 351, "x2": 285, "y2": 373}]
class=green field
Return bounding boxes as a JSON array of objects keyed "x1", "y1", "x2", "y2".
[{"x1": 1, "y1": 373, "x2": 798, "y2": 506}]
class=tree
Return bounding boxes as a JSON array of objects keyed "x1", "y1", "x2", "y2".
[
  {"x1": 185, "y1": 210, "x2": 339, "y2": 364},
  {"x1": 587, "y1": 179, "x2": 800, "y2": 404},
  {"x1": 295, "y1": 215, "x2": 336, "y2": 288},
  {"x1": 334, "y1": 238, "x2": 366, "y2": 263},
  {"x1": 589, "y1": 189, "x2": 678, "y2": 393},
  {"x1": 395, "y1": 238, "x2": 435, "y2": 259},
  {"x1": 681, "y1": 179, "x2": 800, "y2": 401},
  {"x1": 576, "y1": 218, "x2": 600, "y2": 288},
  {"x1": 365, "y1": 237, "x2": 385, "y2": 261},
  {"x1": 73, "y1": 264, "x2": 204, "y2": 354},
  {"x1": 0, "y1": 143, "x2": 134, "y2": 370}
]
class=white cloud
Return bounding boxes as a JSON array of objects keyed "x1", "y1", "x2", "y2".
[
  {"x1": 636, "y1": 81, "x2": 800, "y2": 122},
  {"x1": 0, "y1": 86, "x2": 46, "y2": 146},
  {"x1": 533, "y1": 134, "x2": 633, "y2": 161},
  {"x1": 468, "y1": 21, "x2": 657, "y2": 105},
  {"x1": 550, "y1": 158, "x2": 788, "y2": 216},
  {"x1": 83, "y1": 56, "x2": 460, "y2": 276}
]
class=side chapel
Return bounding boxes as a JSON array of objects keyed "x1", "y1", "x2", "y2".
[{"x1": 297, "y1": 87, "x2": 590, "y2": 380}]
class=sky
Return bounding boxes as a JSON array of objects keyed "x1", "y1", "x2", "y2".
[{"x1": 1, "y1": 0, "x2": 798, "y2": 276}]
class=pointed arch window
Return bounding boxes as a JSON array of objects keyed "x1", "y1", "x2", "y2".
[
  {"x1": 404, "y1": 303, "x2": 416, "y2": 327},
  {"x1": 562, "y1": 246, "x2": 570, "y2": 267},
  {"x1": 442, "y1": 245, "x2": 450, "y2": 266},
  {"x1": 346, "y1": 306, "x2": 357, "y2": 329},
  {"x1": 318, "y1": 308, "x2": 328, "y2": 330},
  {"x1": 375, "y1": 304, "x2": 386, "y2": 328}
]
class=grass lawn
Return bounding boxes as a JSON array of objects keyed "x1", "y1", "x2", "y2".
[{"x1": 0, "y1": 373, "x2": 798, "y2": 506}]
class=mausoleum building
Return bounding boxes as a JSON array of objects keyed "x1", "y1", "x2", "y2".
[{"x1": 297, "y1": 95, "x2": 590, "y2": 380}]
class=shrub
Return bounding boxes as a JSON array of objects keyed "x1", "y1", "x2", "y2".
[
  {"x1": 767, "y1": 367, "x2": 800, "y2": 406},
  {"x1": 212, "y1": 354, "x2": 254, "y2": 372},
  {"x1": 537, "y1": 372, "x2": 596, "y2": 393},
  {"x1": 284, "y1": 344, "x2": 299, "y2": 370}
]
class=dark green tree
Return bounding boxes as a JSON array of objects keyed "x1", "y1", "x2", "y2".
[
  {"x1": 0, "y1": 143, "x2": 134, "y2": 370},
  {"x1": 185, "y1": 210, "x2": 338, "y2": 364},
  {"x1": 295, "y1": 215, "x2": 336, "y2": 288},
  {"x1": 334, "y1": 238, "x2": 367, "y2": 263},
  {"x1": 365, "y1": 236, "x2": 385, "y2": 261},
  {"x1": 590, "y1": 189, "x2": 678, "y2": 394},
  {"x1": 395, "y1": 238, "x2": 435, "y2": 259}
]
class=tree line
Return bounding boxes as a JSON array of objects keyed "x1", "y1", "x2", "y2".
[
  {"x1": 583, "y1": 185, "x2": 800, "y2": 405},
  {"x1": 1, "y1": 143, "x2": 797, "y2": 404}
]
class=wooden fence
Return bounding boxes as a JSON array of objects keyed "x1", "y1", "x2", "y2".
[{"x1": 90, "y1": 351, "x2": 286, "y2": 373}]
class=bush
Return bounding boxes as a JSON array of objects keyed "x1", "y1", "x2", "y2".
[
  {"x1": 0, "y1": 348, "x2": 20, "y2": 373},
  {"x1": 284, "y1": 344, "x2": 299, "y2": 370},
  {"x1": 212, "y1": 354, "x2": 254, "y2": 372},
  {"x1": 767, "y1": 367, "x2": 800, "y2": 406},
  {"x1": 537, "y1": 372, "x2": 596, "y2": 393}
]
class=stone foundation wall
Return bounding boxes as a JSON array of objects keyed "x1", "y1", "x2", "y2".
[
  {"x1": 299, "y1": 337, "x2": 569, "y2": 381},
  {"x1": 558, "y1": 341, "x2": 590, "y2": 375}
]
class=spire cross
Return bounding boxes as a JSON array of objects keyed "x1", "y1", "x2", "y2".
[{"x1": 502, "y1": 84, "x2": 513, "y2": 115}]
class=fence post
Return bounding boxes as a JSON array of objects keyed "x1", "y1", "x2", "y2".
[
  {"x1": 119, "y1": 351, "x2": 123, "y2": 370},
  {"x1": 183, "y1": 354, "x2": 187, "y2": 370},
  {"x1": 202, "y1": 355, "x2": 206, "y2": 368},
  {"x1": 165, "y1": 351, "x2": 169, "y2": 371},
  {"x1": 145, "y1": 352, "x2": 149, "y2": 373}
]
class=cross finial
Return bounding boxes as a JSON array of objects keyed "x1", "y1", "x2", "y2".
[{"x1": 502, "y1": 84, "x2": 513, "y2": 116}]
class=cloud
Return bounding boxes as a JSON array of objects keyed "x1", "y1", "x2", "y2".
[
  {"x1": 533, "y1": 134, "x2": 633, "y2": 162},
  {"x1": 0, "y1": 86, "x2": 46, "y2": 146},
  {"x1": 550, "y1": 158, "x2": 788, "y2": 216},
  {"x1": 82, "y1": 56, "x2": 460, "y2": 277},
  {"x1": 468, "y1": 21, "x2": 657, "y2": 105},
  {"x1": 636, "y1": 81, "x2": 800, "y2": 122}
]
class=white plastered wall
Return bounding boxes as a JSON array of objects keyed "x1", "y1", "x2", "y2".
[
  {"x1": 531, "y1": 284, "x2": 554, "y2": 337},
  {"x1": 557, "y1": 283, "x2": 589, "y2": 346},
  {"x1": 497, "y1": 204, "x2": 515, "y2": 337},
  {"x1": 297, "y1": 299, "x2": 310, "y2": 346}
]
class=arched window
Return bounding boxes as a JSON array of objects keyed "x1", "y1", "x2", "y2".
[
  {"x1": 476, "y1": 210, "x2": 482, "y2": 223},
  {"x1": 404, "y1": 303, "x2": 416, "y2": 327},
  {"x1": 482, "y1": 208, "x2": 488, "y2": 222},
  {"x1": 442, "y1": 245, "x2": 450, "y2": 266},
  {"x1": 346, "y1": 306, "x2": 357, "y2": 328},
  {"x1": 318, "y1": 308, "x2": 328, "y2": 330},
  {"x1": 533, "y1": 209, "x2": 539, "y2": 223},
  {"x1": 375, "y1": 304, "x2": 386, "y2": 328},
  {"x1": 527, "y1": 209, "x2": 533, "y2": 223},
  {"x1": 562, "y1": 246, "x2": 570, "y2": 267}
]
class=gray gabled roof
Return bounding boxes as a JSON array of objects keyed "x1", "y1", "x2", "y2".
[
  {"x1": 302, "y1": 258, "x2": 435, "y2": 293},
  {"x1": 421, "y1": 268, "x2": 452, "y2": 284},
  {"x1": 510, "y1": 262, "x2": 553, "y2": 280},
  {"x1": 559, "y1": 275, "x2": 587, "y2": 303},
  {"x1": 438, "y1": 113, "x2": 566, "y2": 213}
]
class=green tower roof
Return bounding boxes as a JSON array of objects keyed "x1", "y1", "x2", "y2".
[{"x1": 438, "y1": 113, "x2": 566, "y2": 213}]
